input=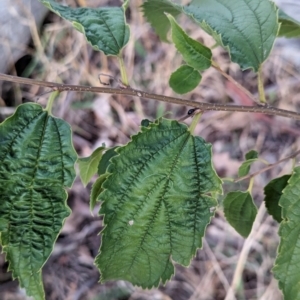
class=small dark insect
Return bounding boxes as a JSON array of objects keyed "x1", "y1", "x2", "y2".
[{"x1": 187, "y1": 108, "x2": 196, "y2": 115}]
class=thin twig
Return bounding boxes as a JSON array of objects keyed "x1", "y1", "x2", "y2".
[
  {"x1": 1, "y1": 73, "x2": 300, "y2": 120},
  {"x1": 235, "y1": 149, "x2": 300, "y2": 183},
  {"x1": 212, "y1": 62, "x2": 262, "y2": 105},
  {"x1": 203, "y1": 239, "x2": 231, "y2": 292},
  {"x1": 224, "y1": 203, "x2": 267, "y2": 300}
]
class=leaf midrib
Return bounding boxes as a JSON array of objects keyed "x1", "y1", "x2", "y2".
[
  {"x1": 127, "y1": 130, "x2": 191, "y2": 274},
  {"x1": 24, "y1": 114, "x2": 49, "y2": 277},
  {"x1": 101, "y1": 127, "x2": 189, "y2": 271},
  {"x1": 103, "y1": 127, "x2": 187, "y2": 224}
]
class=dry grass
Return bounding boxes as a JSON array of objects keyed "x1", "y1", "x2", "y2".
[{"x1": 1, "y1": 0, "x2": 300, "y2": 299}]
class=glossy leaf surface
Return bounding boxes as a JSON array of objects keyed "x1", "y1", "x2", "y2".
[
  {"x1": 223, "y1": 191, "x2": 257, "y2": 237},
  {"x1": 183, "y1": 0, "x2": 279, "y2": 71},
  {"x1": 78, "y1": 146, "x2": 105, "y2": 186},
  {"x1": 39, "y1": 0, "x2": 129, "y2": 55},
  {"x1": 273, "y1": 167, "x2": 300, "y2": 299},
  {"x1": 95, "y1": 118, "x2": 222, "y2": 288},
  {"x1": 264, "y1": 174, "x2": 290, "y2": 223},
  {"x1": 0, "y1": 103, "x2": 77, "y2": 299},
  {"x1": 167, "y1": 14, "x2": 212, "y2": 71},
  {"x1": 169, "y1": 65, "x2": 201, "y2": 94}
]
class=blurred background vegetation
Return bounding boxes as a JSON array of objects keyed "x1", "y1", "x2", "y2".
[{"x1": 1, "y1": 0, "x2": 300, "y2": 299}]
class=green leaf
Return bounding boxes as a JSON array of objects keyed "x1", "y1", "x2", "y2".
[
  {"x1": 140, "y1": 119, "x2": 152, "y2": 128},
  {"x1": 78, "y1": 146, "x2": 106, "y2": 187},
  {"x1": 278, "y1": 9, "x2": 300, "y2": 38},
  {"x1": 223, "y1": 191, "x2": 257, "y2": 238},
  {"x1": 97, "y1": 146, "x2": 119, "y2": 176},
  {"x1": 264, "y1": 175, "x2": 290, "y2": 223},
  {"x1": 39, "y1": 0, "x2": 130, "y2": 56},
  {"x1": 238, "y1": 160, "x2": 258, "y2": 177},
  {"x1": 167, "y1": 14, "x2": 212, "y2": 71},
  {"x1": 91, "y1": 146, "x2": 119, "y2": 212},
  {"x1": 169, "y1": 65, "x2": 201, "y2": 94},
  {"x1": 273, "y1": 167, "x2": 300, "y2": 300},
  {"x1": 122, "y1": 0, "x2": 129, "y2": 11},
  {"x1": 183, "y1": 0, "x2": 279, "y2": 71},
  {"x1": 0, "y1": 103, "x2": 77, "y2": 300},
  {"x1": 95, "y1": 118, "x2": 222, "y2": 288},
  {"x1": 90, "y1": 174, "x2": 108, "y2": 212},
  {"x1": 238, "y1": 150, "x2": 259, "y2": 177},
  {"x1": 142, "y1": 0, "x2": 181, "y2": 42},
  {"x1": 245, "y1": 150, "x2": 258, "y2": 160}
]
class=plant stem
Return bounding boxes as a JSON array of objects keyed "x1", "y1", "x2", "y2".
[
  {"x1": 222, "y1": 177, "x2": 235, "y2": 182},
  {"x1": 225, "y1": 202, "x2": 266, "y2": 300},
  {"x1": 257, "y1": 65, "x2": 266, "y2": 103},
  {"x1": 189, "y1": 112, "x2": 202, "y2": 133},
  {"x1": 1, "y1": 73, "x2": 300, "y2": 120},
  {"x1": 117, "y1": 54, "x2": 129, "y2": 86},
  {"x1": 211, "y1": 61, "x2": 261, "y2": 105},
  {"x1": 292, "y1": 157, "x2": 296, "y2": 170},
  {"x1": 247, "y1": 177, "x2": 254, "y2": 192},
  {"x1": 45, "y1": 91, "x2": 60, "y2": 114},
  {"x1": 235, "y1": 149, "x2": 300, "y2": 183}
]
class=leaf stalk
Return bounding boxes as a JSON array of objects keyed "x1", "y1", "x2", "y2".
[
  {"x1": 45, "y1": 90, "x2": 60, "y2": 114},
  {"x1": 189, "y1": 112, "x2": 202, "y2": 133},
  {"x1": 247, "y1": 177, "x2": 254, "y2": 192},
  {"x1": 117, "y1": 53, "x2": 129, "y2": 86},
  {"x1": 257, "y1": 65, "x2": 266, "y2": 103}
]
